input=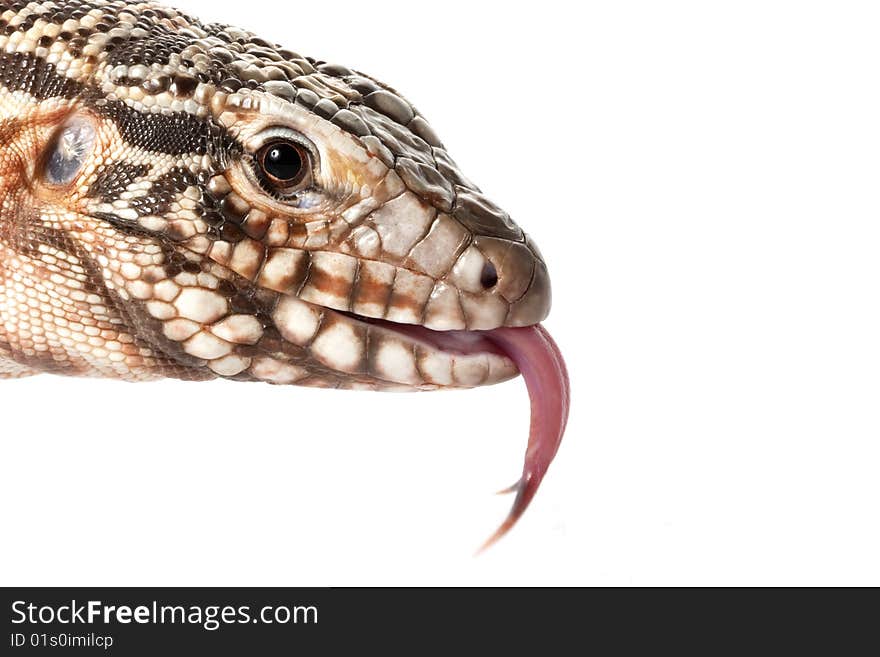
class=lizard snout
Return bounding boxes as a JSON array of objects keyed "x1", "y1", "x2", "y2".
[{"x1": 442, "y1": 189, "x2": 552, "y2": 330}]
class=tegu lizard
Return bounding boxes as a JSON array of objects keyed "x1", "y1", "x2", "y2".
[{"x1": 0, "y1": 0, "x2": 569, "y2": 546}]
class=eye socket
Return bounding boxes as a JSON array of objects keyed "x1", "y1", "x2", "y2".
[
  {"x1": 255, "y1": 139, "x2": 311, "y2": 193},
  {"x1": 45, "y1": 116, "x2": 95, "y2": 186}
]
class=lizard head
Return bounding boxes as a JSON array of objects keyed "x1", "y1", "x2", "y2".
[
  {"x1": 0, "y1": 0, "x2": 552, "y2": 390},
  {"x1": 0, "y1": 0, "x2": 569, "y2": 545}
]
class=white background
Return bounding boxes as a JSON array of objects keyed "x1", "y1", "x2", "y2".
[{"x1": 2, "y1": 0, "x2": 879, "y2": 586}]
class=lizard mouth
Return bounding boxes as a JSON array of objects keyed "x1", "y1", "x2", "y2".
[
  {"x1": 337, "y1": 311, "x2": 509, "y2": 358},
  {"x1": 304, "y1": 305, "x2": 521, "y2": 390}
]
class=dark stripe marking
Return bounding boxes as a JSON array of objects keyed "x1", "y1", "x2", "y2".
[
  {"x1": 87, "y1": 162, "x2": 152, "y2": 202},
  {"x1": 0, "y1": 51, "x2": 84, "y2": 100}
]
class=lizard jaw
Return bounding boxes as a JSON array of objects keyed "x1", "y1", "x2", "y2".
[{"x1": 269, "y1": 297, "x2": 520, "y2": 391}]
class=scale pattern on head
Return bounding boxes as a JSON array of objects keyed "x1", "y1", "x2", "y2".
[{"x1": 0, "y1": 0, "x2": 551, "y2": 389}]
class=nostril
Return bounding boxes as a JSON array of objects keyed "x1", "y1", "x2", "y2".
[{"x1": 480, "y1": 261, "x2": 499, "y2": 290}]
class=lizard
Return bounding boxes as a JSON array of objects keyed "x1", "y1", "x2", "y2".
[{"x1": 0, "y1": 0, "x2": 569, "y2": 546}]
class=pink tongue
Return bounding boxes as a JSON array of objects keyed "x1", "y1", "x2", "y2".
[{"x1": 480, "y1": 324, "x2": 570, "y2": 550}]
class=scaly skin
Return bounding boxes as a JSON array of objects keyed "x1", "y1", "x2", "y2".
[{"x1": 0, "y1": 0, "x2": 552, "y2": 391}]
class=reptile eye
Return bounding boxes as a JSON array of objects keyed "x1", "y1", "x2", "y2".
[
  {"x1": 45, "y1": 116, "x2": 95, "y2": 186},
  {"x1": 256, "y1": 140, "x2": 310, "y2": 192}
]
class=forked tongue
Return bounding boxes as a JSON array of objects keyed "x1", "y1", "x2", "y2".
[{"x1": 479, "y1": 324, "x2": 570, "y2": 551}]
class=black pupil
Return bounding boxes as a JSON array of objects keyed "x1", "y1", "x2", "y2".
[{"x1": 264, "y1": 143, "x2": 303, "y2": 182}]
